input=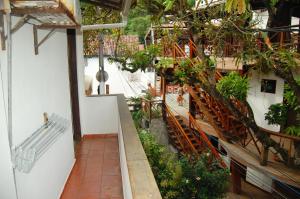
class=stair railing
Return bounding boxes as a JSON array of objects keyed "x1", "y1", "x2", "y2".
[
  {"x1": 189, "y1": 113, "x2": 227, "y2": 168},
  {"x1": 164, "y1": 104, "x2": 198, "y2": 154},
  {"x1": 188, "y1": 86, "x2": 227, "y2": 141},
  {"x1": 141, "y1": 98, "x2": 163, "y2": 123}
]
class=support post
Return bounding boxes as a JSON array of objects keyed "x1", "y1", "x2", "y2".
[
  {"x1": 288, "y1": 139, "x2": 294, "y2": 166},
  {"x1": 162, "y1": 76, "x2": 166, "y2": 102},
  {"x1": 230, "y1": 159, "x2": 242, "y2": 194},
  {"x1": 98, "y1": 34, "x2": 105, "y2": 94},
  {"x1": 298, "y1": 19, "x2": 300, "y2": 53},
  {"x1": 105, "y1": 84, "x2": 109, "y2": 94},
  {"x1": 67, "y1": 29, "x2": 81, "y2": 141},
  {"x1": 33, "y1": 25, "x2": 55, "y2": 55},
  {"x1": 162, "y1": 76, "x2": 167, "y2": 121},
  {"x1": 260, "y1": 145, "x2": 269, "y2": 166}
]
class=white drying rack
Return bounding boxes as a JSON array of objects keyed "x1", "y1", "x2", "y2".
[{"x1": 12, "y1": 114, "x2": 69, "y2": 173}]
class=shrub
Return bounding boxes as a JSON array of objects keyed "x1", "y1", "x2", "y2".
[
  {"x1": 216, "y1": 72, "x2": 249, "y2": 101},
  {"x1": 285, "y1": 126, "x2": 300, "y2": 137},
  {"x1": 139, "y1": 131, "x2": 230, "y2": 199},
  {"x1": 265, "y1": 103, "x2": 288, "y2": 126}
]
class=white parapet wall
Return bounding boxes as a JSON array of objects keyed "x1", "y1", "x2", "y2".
[{"x1": 80, "y1": 95, "x2": 119, "y2": 134}]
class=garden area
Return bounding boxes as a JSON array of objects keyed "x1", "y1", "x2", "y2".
[{"x1": 128, "y1": 95, "x2": 230, "y2": 199}]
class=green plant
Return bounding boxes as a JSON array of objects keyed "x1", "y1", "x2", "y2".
[
  {"x1": 155, "y1": 57, "x2": 174, "y2": 70},
  {"x1": 132, "y1": 109, "x2": 144, "y2": 129},
  {"x1": 283, "y1": 79, "x2": 300, "y2": 111},
  {"x1": 285, "y1": 126, "x2": 300, "y2": 137},
  {"x1": 265, "y1": 103, "x2": 288, "y2": 126},
  {"x1": 129, "y1": 96, "x2": 142, "y2": 105},
  {"x1": 125, "y1": 6, "x2": 151, "y2": 41},
  {"x1": 174, "y1": 68, "x2": 187, "y2": 84},
  {"x1": 144, "y1": 91, "x2": 154, "y2": 100},
  {"x1": 216, "y1": 72, "x2": 249, "y2": 101},
  {"x1": 173, "y1": 58, "x2": 204, "y2": 84},
  {"x1": 109, "y1": 44, "x2": 161, "y2": 73},
  {"x1": 138, "y1": 131, "x2": 229, "y2": 199}
]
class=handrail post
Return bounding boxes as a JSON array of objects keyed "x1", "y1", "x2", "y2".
[
  {"x1": 149, "y1": 101, "x2": 152, "y2": 123},
  {"x1": 288, "y1": 139, "x2": 294, "y2": 166},
  {"x1": 260, "y1": 144, "x2": 269, "y2": 166},
  {"x1": 280, "y1": 32, "x2": 284, "y2": 48},
  {"x1": 189, "y1": 39, "x2": 193, "y2": 59}
]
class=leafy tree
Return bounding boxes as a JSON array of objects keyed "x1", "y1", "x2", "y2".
[
  {"x1": 129, "y1": 0, "x2": 300, "y2": 164},
  {"x1": 109, "y1": 44, "x2": 161, "y2": 72},
  {"x1": 125, "y1": 6, "x2": 151, "y2": 42},
  {"x1": 80, "y1": 2, "x2": 121, "y2": 56},
  {"x1": 81, "y1": 1, "x2": 152, "y2": 56}
]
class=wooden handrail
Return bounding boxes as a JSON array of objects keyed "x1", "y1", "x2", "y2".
[
  {"x1": 164, "y1": 104, "x2": 198, "y2": 154},
  {"x1": 189, "y1": 113, "x2": 227, "y2": 168},
  {"x1": 188, "y1": 86, "x2": 227, "y2": 141},
  {"x1": 173, "y1": 42, "x2": 203, "y2": 70},
  {"x1": 141, "y1": 98, "x2": 163, "y2": 123},
  {"x1": 164, "y1": 105, "x2": 189, "y2": 154},
  {"x1": 260, "y1": 127, "x2": 300, "y2": 142},
  {"x1": 173, "y1": 43, "x2": 187, "y2": 58}
]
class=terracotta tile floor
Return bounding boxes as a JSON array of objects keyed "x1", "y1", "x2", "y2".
[{"x1": 60, "y1": 135, "x2": 123, "y2": 199}]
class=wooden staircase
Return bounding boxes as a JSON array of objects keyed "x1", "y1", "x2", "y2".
[
  {"x1": 164, "y1": 104, "x2": 227, "y2": 168},
  {"x1": 166, "y1": 39, "x2": 261, "y2": 155},
  {"x1": 188, "y1": 86, "x2": 249, "y2": 144},
  {"x1": 165, "y1": 104, "x2": 203, "y2": 154}
]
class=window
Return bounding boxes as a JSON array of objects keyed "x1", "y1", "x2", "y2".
[{"x1": 261, "y1": 79, "x2": 276, "y2": 94}]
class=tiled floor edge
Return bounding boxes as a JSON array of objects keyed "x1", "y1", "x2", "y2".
[{"x1": 82, "y1": 133, "x2": 118, "y2": 139}]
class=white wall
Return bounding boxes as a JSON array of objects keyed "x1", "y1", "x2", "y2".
[
  {"x1": 76, "y1": 32, "x2": 119, "y2": 135},
  {"x1": 246, "y1": 167, "x2": 273, "y2": 193},
  {"x1": 0, "y1": 57, "x2": 17, "y2": 199},
  {"x1": 80, "y1": 95, "x2": 119, "y2": 134},
  {"x1": 0, "y1": 16, "x2": 75, "y2": 199},
  {"x1": 247, "y1": 70, "x2": 284, "y2": 132}
]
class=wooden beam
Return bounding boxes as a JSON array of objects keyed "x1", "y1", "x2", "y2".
[
  {"x1": 33, "y1": 25, "x2": 38, "y2": 54},
  {"x1": 33, "y1": 26, "x2": 56, "y2": 55},
  {"x1": 67, "y1": 29, "x2": 82, "y2": 141},
  {"x1": 10, "y1": 15, "x2": 29, "y2": 34},
  {"x1": 11, "y1": 2, "x2": 79, "y2": 26},
  {"x1": 37, "y1": 24, "x2": 79, "y2": 29},
  {"x1": 231, "y1": 159, "x2": 242, "y2": 194}
]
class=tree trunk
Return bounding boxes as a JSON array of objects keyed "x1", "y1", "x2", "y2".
[{"x1": 266, "y1": 0, "x2": 292, "y2": 43}]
